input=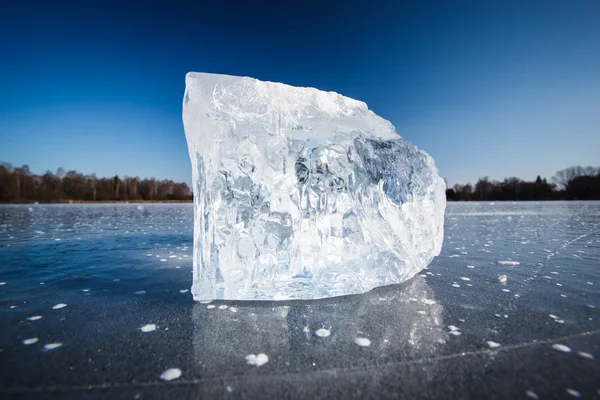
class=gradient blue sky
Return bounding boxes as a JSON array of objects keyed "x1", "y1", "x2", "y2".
[{"x1": 1, "y1": 0, "x2": 598, "y2": 186}]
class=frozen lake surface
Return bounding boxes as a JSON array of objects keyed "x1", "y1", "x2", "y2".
[{"x1": 0, "y1": 202, "x2": 598, "y2": 399}]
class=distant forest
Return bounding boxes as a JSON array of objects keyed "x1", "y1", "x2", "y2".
[
  {"x1": 447, "y1": 166, "x2": 600, "y2": 201},
  {"x1": 0, "y1": 163, "x2": 192, "y2": 203},
  {"x1": 1, "y1": 162, "x2": 599, "y2": 204}
]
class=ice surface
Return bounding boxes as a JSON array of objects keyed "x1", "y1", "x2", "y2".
[{"x1": 183, "y1": 72, "x2": 446, "y2": 300}]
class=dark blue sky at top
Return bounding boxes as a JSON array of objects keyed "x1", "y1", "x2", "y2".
[{"x1": 0, "y1": 0, "x2": 598, "y2": 186}]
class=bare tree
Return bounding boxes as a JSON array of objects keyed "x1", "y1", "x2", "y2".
[{"x1": 553, "y1": 166, "x2": 599, "y2": 189}]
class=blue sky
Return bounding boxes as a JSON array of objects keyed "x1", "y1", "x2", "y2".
[{"x1": 1, "y1": 0, "x2": 598, "y2": 186}]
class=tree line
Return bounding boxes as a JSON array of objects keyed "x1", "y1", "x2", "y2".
[
  {"x1": 0, "y1": 163, "x2": 192, "y2": 203},
  {"x1": 447, "y1": 166, "x2": 600, "y2": 201}
]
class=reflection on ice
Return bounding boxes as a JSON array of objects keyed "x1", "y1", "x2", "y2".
[{"x1": 192, "y1": 275, "x2": 446, "y2": 370}]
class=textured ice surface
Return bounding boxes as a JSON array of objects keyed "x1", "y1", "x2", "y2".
[{"x1": 183, "y1": 72, "x2": 446, "y2": 300}]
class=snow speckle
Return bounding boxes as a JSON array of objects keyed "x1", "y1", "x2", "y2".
[
  {"x1": 498, "y1": 274, "x2": 508, "y2": 284},
  {"x1": 452, "y1": 283, "x2": 460, "y2": 288},
  {"x1": 218, "y1": 305, "x2": 228, "y2": 309},
  {"x1": 22, "y1": 337, "x2": 39, "y2": 345},
  {"x1": 141, "y1": 324, "x2": 157, "y2": 332},
  {"x1": 52, "y1": 303, "x2": 67, "y2": 310},
  {"x1": 134, "y1": 290, "x2": 146, "y2": 295},
  {"x1": 497, "y1": 261, "x2": 520, "y2": 266},
  {"x1": 486, "y1": 341, "x2": 501, "y2": 349},
  {"x1": 552, "y1": 344, "x2": 571, "y2": 353},
  {"x1": 525, "y1": 390, "x2": 539, "y2": 399},
  {"x1": 44, "y1": 342, "x2": 62, "y2": 350},
  {"x1": 27, "y1": 316, "x2": 42, "y2": 321},
  {"x1": 315, "y1": 328, "x2": 331, "y2": 337},
  {"x1": 577, "y1": 351, "x2": 594, "y2": 360},
  {"x1": 206, "y1": 304, "x2": 216, "y2": 309},
  {"x1": 0, "y1": 282, "x2": 6, "y2": 285},
  {"x1": 566, "y1": 388, "x2": 581, "y2": 398},
  {"x1": 179, "y1": 289, "x2": 189, "y2": 293},
  {"x1": 460, "y1": 277, "x2": 470, "y2": 281},
  {"x1": 246, "y1": 353, "x2": 269, "y2": 366},
  {"x1": 355, "y1": 338, "x2": 371, "y2": 347},
  {"x1": 160, "y1": 368, "x2": 182, "y2": 381},
  {"x1": 466, "y1": 265, "x2": 475, "y2": 269}
]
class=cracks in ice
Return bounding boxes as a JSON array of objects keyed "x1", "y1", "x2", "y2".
[
  {"x1": 3, "y1": 329, "x2": 598, "y2": 394},
  {"x1": 528, "y1": 225, "x2": 599, "y2": 282}
]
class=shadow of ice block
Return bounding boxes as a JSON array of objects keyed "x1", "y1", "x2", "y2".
[
  {"x1": 192, "y1": 275, "x2": 447, "y2": 375},
  {"x1": 183, "y1": 72, "x2": 446, "y2": 300}
]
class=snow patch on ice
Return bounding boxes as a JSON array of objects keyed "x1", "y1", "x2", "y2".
[
  {"x1": 160, "y1": 368, "x2": 182, "y2": 381},
  {"x1": 315, "y1": 328, "x2": 331, "y2": 337},
  {"x1": 22, "y1": 337, "x2": 39, "y2": 345},
  {"x1": 141, "y1": 324, "x2": 157, "y2": 332},
  {"x1": 552, "y1": 344, "x2": 571, "y2": 353},
  {"x1": 246, "y1": 353, "x2": 269, "y2": 366}
]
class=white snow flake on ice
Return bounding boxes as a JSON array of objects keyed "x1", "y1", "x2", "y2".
[
  {"x1": 160, "y1": 368, "x2": 182, "y2": 381},
  {"x1": 246, "y1": 353, "x2": 269, "y2": 366},
  {"x1": 22, "y1": 338, "x2": 39, "y2": 345},
  {"x1": 355, "y1": 338, "x2": 371, "y2": 347},
  {"x1": 179, "y1": 289, "x2": 189, "y2": 293},
  {"x1": 218, "y1": 305, "x2": 228, "y2": 309},
  {"x1": 140, "y1": 324, "x2": 157, "y2": 332},
  {"x1": 460, "y1": 277, "x2": 470, "y2": 281},
  {"x1": 315, "y1": 328, "x2": 331, "y2": 337},
  {"x1": 27, "y1": 316, "x2": 42, "y2": 321},
  {"x1": 577, "y1": 351, "x2": 594, "y2": 360},
  {"x1": 498, "y1": 274, "x2": 508, "y2": 284},
  {"x1": 552, "y1": 344, "x2": 571, "y2": 353},
  {"x1": 44, "y1": 342, "x2": 62, "y2": 350},
  {"x1": 52, "y1": 303, "x2": 67, "y2": 310},
  {"x1": 525, "y1": 390, "x2": 539, "y2": 399},
  {"x1": 497, "y1": 261, "x2": 520, "y2": 266},
  {"x1": 486, "y1": 341, "x2": 501, "y2": 349},
  {"x1": 566, "y1": 388, "x2": 581, "y2": 398},
  {"x1": 134, "y1": 290, "x2": 146, "y2": 295},
  {"x1": 206, "y1": 305, "x2": 216, "y2": 309}
]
